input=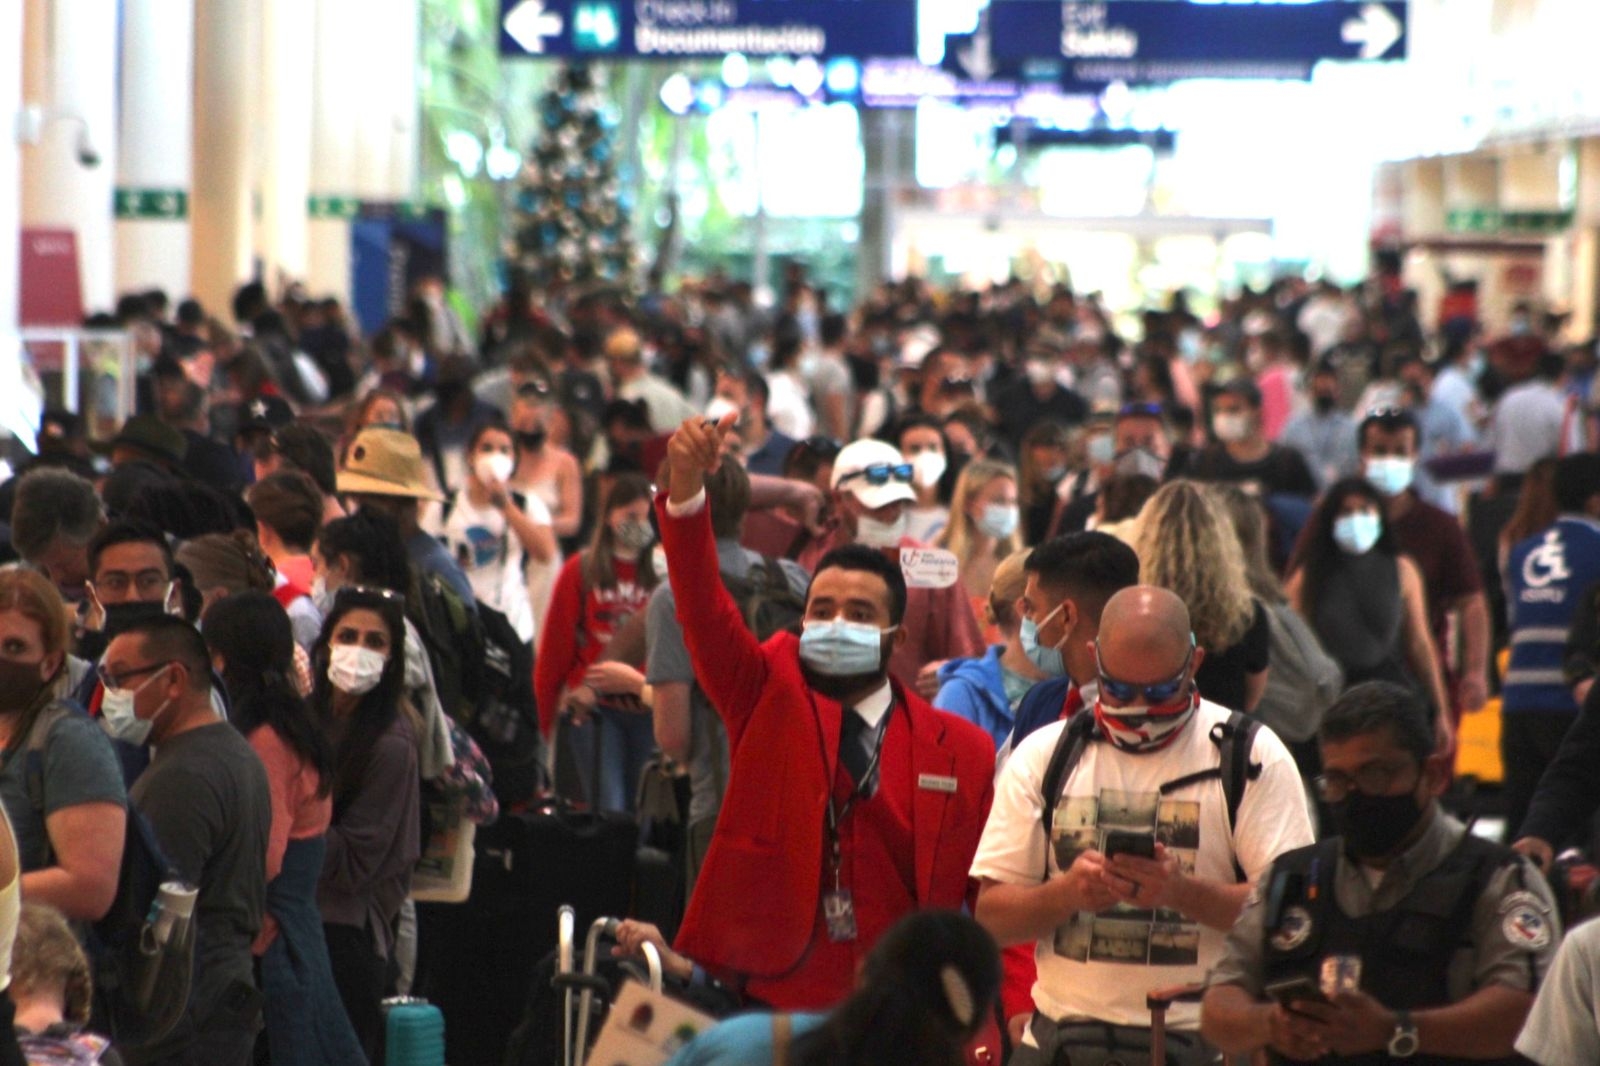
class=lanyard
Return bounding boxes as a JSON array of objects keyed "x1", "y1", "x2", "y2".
[{"x1": 822, "y1": 702, "x2": 895, "y2": 876}]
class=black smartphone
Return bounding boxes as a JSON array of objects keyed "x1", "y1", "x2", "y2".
[
  {"x1": 1265, "y1": 976, "x2": 1328, "y2": 1012},
  {"x1": 1102, "y1": 830, "x2": 1156, "y2": 860}
]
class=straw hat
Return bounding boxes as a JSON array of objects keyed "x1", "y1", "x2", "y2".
[{"x1": 335, "y1": 427, "x2": 443, "y2": 501}]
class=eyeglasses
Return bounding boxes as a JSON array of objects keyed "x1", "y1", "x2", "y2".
[
  {"x1": 97, "y1": 660, "x2": 174, "y2": 693},
  {"x1": 516, "y1": 380, "x2": 552, "y2": 399},
  {"x1": 92, "y1": 571, "x2": 171, "y2": 599},
  {"x1": 837, "y1": 463, "x2": 913, "y2": 488},
  {"x1": 1314, "y1": 761, "x2": 1419, "y2": 803},
  {"x1": 1095, "y1": 637, "x2": 1196, "y2": 705}
]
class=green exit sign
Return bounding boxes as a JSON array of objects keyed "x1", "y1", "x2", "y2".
[
  {"x1": 1446, "y1": 208, "x2": 1573, "y2": 236},
  {"x1": 574, "y1": 2, "x2": 621, "y2": 52}
]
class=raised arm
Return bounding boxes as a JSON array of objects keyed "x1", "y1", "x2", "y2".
[{"x1": 656, "y1": 414, "x2": 771, "y2": 741}]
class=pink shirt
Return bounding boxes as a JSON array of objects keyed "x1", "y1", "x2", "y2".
[{"x1": 249, "y1": 725, "x2": 331, "y2": 954}]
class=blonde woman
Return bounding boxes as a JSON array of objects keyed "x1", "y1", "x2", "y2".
[
  {"x1": 937, "y1": 460, "x2": 1022, "y2": 641},
  {"x1": 1132, "y1": 480, "x2": 1270, "y2": 712},
  {"x1": 933, "y1": 550, "x2": 1048, "y2": 749}
]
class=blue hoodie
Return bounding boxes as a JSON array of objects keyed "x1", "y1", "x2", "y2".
[{"x1": 933, "y1": 645, "x2": 1017, "y2": 751}]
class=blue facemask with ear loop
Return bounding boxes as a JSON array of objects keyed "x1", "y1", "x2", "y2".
[
  {"x1": 799, "y1": 619, "x2": 896, "y2": 676},
  {"x1": 1020, "y1": 601, "x2": 1070, "y2": 677}
]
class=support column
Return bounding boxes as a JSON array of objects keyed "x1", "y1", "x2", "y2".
[
  {"x1": 258, "y1": 0, "x2": 314, "y2": 288},
  {"x1": 386, "y1": 0, "x2": 421, "y2": 204},
  {"x1": 306, "y1": 0, "x2": 359, "y2": 302},
  {"x1": 21, "y1": 0, "x2": 119, "y2": 315},
  {"x1": 115, "y1": 0, "x2": 195, "y2": 299},
  {"x1": 191, "y1": 0, "x2": 257, "y2": 319},
  {"x1": 1, "y1": 1, "x2": 23, "y2": 341}
]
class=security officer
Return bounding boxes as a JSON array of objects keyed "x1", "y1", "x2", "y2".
[{"x1": 1202, "y1": 681, "x2": 1558, "y2": 1064}]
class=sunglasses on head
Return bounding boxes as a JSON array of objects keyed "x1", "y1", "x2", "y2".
[
  {"x1": 838, "y1": 462, "x2": 913, "y2": 488},
  {"x1": 799, "y1": 436, "x2": 842, "y2": 460},
  {"x1": 1095, "y1": 636, "x2": 1195, "y2": 705},
  {"x1": 1118, "y1": 401, "x2": 1165, "y2": 420}
]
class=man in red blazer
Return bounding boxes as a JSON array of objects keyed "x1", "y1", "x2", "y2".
[{"x1": 657, "y1": 413, "x2": 997, "y2": 1009}]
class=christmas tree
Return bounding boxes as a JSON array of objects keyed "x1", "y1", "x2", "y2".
[{"x1": 509, "y1": 64, "x2": 636, "y2": 290}]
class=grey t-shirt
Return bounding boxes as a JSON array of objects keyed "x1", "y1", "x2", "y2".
[
  {"x1": 0, "y1": 705, "x2": 127, "y2": 871},
  {"x1": 644, "y1": 540, "x2": 809, "y2": 826},
  {"x1": 131, "y1": 721, "x2": 271, "y2": 1014}
]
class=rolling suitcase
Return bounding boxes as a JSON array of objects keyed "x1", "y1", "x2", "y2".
[{"x1": 414, "y1": 719, "x2": 638, "y2": 1066}]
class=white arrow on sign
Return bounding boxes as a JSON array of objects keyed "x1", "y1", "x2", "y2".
[
  {"x1": 505, "y1": 0, "x2": 565, "y2": 54},
  {"x1": 1340, "y1": 3, "x2": 1403, "y2": 60},
  {"x1": 958, "y1": 16, "x2": 996, "y2": 82}
]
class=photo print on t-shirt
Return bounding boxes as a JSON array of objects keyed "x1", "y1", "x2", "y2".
[{"x1": 1049, "y1": 787, "x2": 1203, "y2": 967}]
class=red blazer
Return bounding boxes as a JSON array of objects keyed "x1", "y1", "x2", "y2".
[{"x1": 656, "y1": 491, "x2": 996, "y2": 981}]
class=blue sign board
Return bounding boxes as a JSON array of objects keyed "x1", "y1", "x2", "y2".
[
  {"x1": 500, "y1": 0, "x2": 920, "y2": 60},
  {"x1": 947, "y1": 1, "x2": 1406, "y2": 88}
]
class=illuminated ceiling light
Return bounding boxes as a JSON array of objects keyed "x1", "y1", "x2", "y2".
[{"x1": 660, "y1": 72, "x2": 695, "y2": 116}]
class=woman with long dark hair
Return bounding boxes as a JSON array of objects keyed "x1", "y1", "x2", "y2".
[
  {"x1": 664, "y1": 909, "x2": 1001, "y2": 1066},
  {"x1": 535, "y1": 473, "x2": 660, "y2": 812},
  {"x1": 310, "y1": 587, "x2": 420, "y2": 1060},
  {"x1": 203, "y1": 591, "x2": 364, "y2": 1064},
  {"x1": 1287, "y1": 477, "x2": 1450, "y2": 734}
]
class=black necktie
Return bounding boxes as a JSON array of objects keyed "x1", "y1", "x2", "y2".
[{"x1": 839, "y1": 707, "x2": 872, "y2": 787}]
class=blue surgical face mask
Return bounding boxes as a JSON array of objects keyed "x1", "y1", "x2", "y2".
[
  {"x1": 799, "y1": 619, "x2": 895, "y2": 677},
  {"x1": 976, "y1": 504, "x2": 1020, "y2": 540},
  {"x1": 1020, "y1": 601, "x2": 1069, "y2": 677},
  {"x1": 1333, "y1": 511, "x2": 1383, "y2": 555}
]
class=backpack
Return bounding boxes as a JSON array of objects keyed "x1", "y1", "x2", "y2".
[
  {"x1": 414, "y1": 572, "x2": 543, "y2": 809},
  {"x1": 720, "y1": 557, "x2": 806, "y2": 641},
  {"x1": 1038, "y1": 709, "x2": 1263, "y2": 882},
  {"x1": 18, "y1": 704, "x2": 192, "y2": 1050},
  {"x1": 1255, "y1": 601, "x2": 1344, "y2": 743}
]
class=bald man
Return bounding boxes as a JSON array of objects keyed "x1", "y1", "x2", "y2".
[{"x1": 971, "y1": 586, "x2": 1313, "y2": 1064}]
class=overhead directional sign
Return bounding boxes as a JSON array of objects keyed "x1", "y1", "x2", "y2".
[
  {"x1": 948, "y1": 1, "x2": 1406, "y2": 89},
  {"x1": 500, "y1": 0, "x2": 919, "y2": 60}
]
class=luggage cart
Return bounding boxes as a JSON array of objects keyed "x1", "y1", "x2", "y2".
[{"x1": 553, "y1": 905, "x2": 664, "y2": 1066}]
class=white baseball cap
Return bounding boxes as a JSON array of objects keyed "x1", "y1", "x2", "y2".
[{"x1": 831, "y1": 439, "x2": 916, "y2": 511}]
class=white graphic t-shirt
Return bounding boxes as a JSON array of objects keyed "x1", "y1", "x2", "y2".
[{"x1": 971, "y1": 700, "x2": 1313, "y2": 1029}]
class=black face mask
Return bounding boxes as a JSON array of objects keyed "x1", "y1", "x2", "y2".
[
  {"x1": 517, "y1": 428, "x2": 548, "y2": 451},
  {"x1": 79, "y1": 600, "x2": 173, "y2": 664},
  {"x1": 1328, "y1": 790, "x2": 1428, "y2": 861},
  {"x1": 1313, "y1": 394, "x2": 1337, "y2": 414},
  {"x1": 0, "y1": 659, "x2": 49, "y2": 714}
]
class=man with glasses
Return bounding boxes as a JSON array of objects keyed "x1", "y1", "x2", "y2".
[
  {"x1": 105, "y1": 615, "x2": 271, "y2": 1066},
  {"x1": 1204, "y1": 681, "x2": 1555, "y2": 1065},
  {"x1": 798, "y1": 438, "x2": 984, "y2": 694},
  {"x1": 974, "y1": 586, "x2": 1311, "y2": 1064}
]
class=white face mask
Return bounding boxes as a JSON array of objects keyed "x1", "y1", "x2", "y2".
[
  {"x1": 327, "y1": 644, "x2": 387, "y2": 696},
  {"x1": 475, "y1": 452, "x2": 515, "y2": 485},
  {"x1": 311, "y1": 575, "x2": 334, "y2": 615},
  {"x1": 911, "y1": 450, "x2": 947, "y2": 489},
  {"x1": 856, "y1": 511, "x2": 909, "y2": 548},
  {"x1": 1213, "y1": 411, "x2": 1252, "y2": 443},
  {"x1": 101, "y1": 664, "x2": 172, "y2": 746},
  {"x1": 1024, "y1": 360, "x2": 1055, "y2": 386}
]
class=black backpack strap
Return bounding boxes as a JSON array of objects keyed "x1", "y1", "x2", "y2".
[
  {"x1": 1038, "y1": 713, "x2": 1098, "y2": 882},
  {"x1": 1156, "y1": 711, "x2": 1264, "y2": 882},
  {"x1": 1219, "y1": 711, "x2": 1263, "y2": 831}
]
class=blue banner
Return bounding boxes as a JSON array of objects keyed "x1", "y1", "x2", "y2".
[
  {"x1": 947, "y1": 1, "x2": 1406, "y2": 88},
  {"x1": 500, "y1": 0, "x2": 919, "y2": 60}
]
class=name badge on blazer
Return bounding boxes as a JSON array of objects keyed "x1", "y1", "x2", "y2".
[{"x1": 918, "y1": 773, "x2": 958, "y2": 793}]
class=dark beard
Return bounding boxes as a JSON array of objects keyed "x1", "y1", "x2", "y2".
[{"x1": 801, "y1": 663, "x2": 889, "y2": 703}]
